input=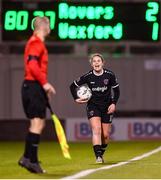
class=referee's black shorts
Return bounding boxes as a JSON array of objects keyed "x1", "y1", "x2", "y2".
[
  {"x1": 21, "y1": 80, "x2": 47, "y2": 119},
  {"x1": 86, "y1": 103, "x2": 113, "y2": 123}
]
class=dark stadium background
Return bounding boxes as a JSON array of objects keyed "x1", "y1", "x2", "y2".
[{"x1": 0, "y1": 0, "x2": 161, "y2": 141}]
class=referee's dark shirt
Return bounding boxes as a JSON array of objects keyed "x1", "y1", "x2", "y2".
[{"x1": 71, "y1": 69, "x2": 120, "y2": 108}]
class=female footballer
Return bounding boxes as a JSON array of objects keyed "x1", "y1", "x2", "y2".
[{"x1": 70, "y1": 53, "x2": 120, "y2": 163}]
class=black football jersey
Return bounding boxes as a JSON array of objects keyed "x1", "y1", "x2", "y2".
[{"x1": 73, "y1": 68, "x2": 119, "y2": 107}]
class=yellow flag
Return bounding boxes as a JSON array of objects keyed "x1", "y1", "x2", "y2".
[{"x1": 51, "y1": 114, "x2": 71, "y2": 159}]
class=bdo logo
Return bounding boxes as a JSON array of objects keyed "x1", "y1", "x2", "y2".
[{"x1": 128, "y1": 122, "x2": 161, "y2": 139}]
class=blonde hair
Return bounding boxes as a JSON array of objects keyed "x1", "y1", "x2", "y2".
[
  {"x1": 89, "y1": 53, "x2": 105, "y2": 64},
  {"x1": 32, "y1": 16, "x2": 49, "y2": 31}
]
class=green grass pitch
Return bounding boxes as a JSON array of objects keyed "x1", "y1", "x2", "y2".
[{"x1": 0, "y1": 141, "x2": 161, "y2": 179}]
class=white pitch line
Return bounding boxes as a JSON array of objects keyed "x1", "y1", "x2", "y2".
[{"x1": 62, "y1": 146, "x2": 161, "y2": 179}]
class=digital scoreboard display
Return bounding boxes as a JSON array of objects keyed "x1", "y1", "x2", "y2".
[{"x1": 1, "y1": 1, "x2": 160, "y2": 42}]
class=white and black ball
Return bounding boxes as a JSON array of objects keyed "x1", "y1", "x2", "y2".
[{"x1": 77, "y1": 85, "x2": 92, "y2": 100}]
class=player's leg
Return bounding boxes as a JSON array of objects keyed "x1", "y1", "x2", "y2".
[
  {"x1": 89, "y1": 116, "x2": 103, "y2": 163},
  {"x1": 90, "y1": 116, "x2": 102, "y2": 145},
  {"x1": 87, "y1": 104, "x2": 104, "y2": 162},
  {"x1": 101, "y1": 123, "x2": 111, "y2": 155},
  {"x1": 101, "y1": 113, "x2": 113, "y2": 157}
]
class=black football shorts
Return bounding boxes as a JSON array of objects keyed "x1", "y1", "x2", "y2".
[
  {"x1": 21, "y1": 80, "x2": 47, "y2": 119},
  {"x1": 86, "y1": 103, "x2": 113, "y2": 123}
]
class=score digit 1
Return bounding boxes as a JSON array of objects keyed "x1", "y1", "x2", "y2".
[
  {"x1": 145, "y1": 2, "x2": 159, "y2": 41},
  {"x1": 4, "y1": 11, "x2": 29, "y2": 30}
]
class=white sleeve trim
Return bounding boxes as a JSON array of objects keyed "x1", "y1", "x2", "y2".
[
  {"x1": 112, "y1": 84, "x2": 119, "y2": 88},
  {"x1": 74, "y1": 81, "x2": 79, "y2": 87}
]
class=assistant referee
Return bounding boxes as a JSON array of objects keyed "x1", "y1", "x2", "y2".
[{"x1": 18, "y1": 16, "x2": 56, "y2": 173}]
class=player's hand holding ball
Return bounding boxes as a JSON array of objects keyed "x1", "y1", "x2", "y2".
[{"x1": 75, "y1": 98, "x2": 89, "y2": 104}]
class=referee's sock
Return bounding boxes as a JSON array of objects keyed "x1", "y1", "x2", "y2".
[
  {"x1": 101, "y1": 144, "x2": 108, "y2": 156},
  {"x1": 24, "y1": 132, "x2": 32, "y2": 159},
  {"x1": 93, "y1": 145, "x2": 102, "y2": 158},
  {"x1": 29, "y1": 132, "x2": 40, "y2": 163}
]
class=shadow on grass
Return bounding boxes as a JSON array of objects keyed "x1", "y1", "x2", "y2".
[{"x1": 89, "y1": 160, "x2": 124, "y2": 166}]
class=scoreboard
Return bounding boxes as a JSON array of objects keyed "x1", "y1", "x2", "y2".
[{"x1": 1, "y1": 1, "x2": 161, "y2": 42}]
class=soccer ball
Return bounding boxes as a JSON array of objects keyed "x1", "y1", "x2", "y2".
[{"x1": 77, "y1": 85, "x2": 92, "y2": 100}]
